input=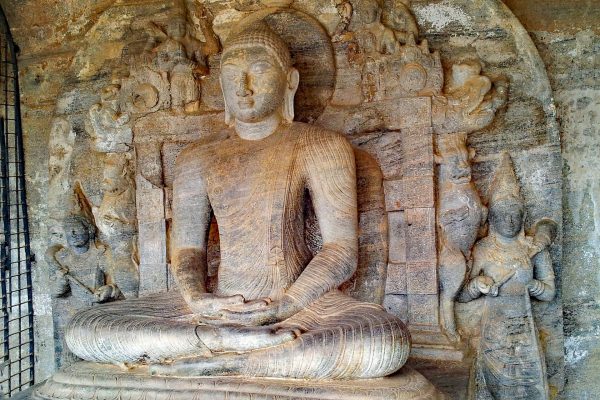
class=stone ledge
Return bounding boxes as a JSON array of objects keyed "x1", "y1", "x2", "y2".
[{"x1": 32, "y1": 362, "x2": 444, "y2": 400}]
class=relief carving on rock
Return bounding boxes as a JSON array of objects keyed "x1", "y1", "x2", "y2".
[
  {"x1": 433, "y1": 60, "x2": 508, "y2": 135},
  {"x1": 88, "y1": 78, "x2": 133, "y2": 153},
  {"x1": 435, "y1": 132, "x2": 487, "y2": 344},
  {"x1": 46, "y1": 183, "x2": 123, "y2": 367},
  {"x1": 36, "y1": 0, "x2": 563, "y2": 398},
  {"x1": 123, "y1": 0, "x2": 220, "y2": 115},
  {"x1": 458, "y1": 152, "x2": 557, "y2": 400},
  {"x1": 63, "y1": 23, "x2": 411, "y2": 381},
  {"x1": 48, "y1": 118, "x2": 75, "y2": 216},
  {"x1": 93, "y1": 153, "x2": 139, "y2": 299},
  {"x1": 47, "y1": 185, "x2": 122, "y2": 305}
]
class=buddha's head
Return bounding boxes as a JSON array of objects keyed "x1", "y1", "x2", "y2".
[
  {"x1": 63, "y1": 215, "x2": 94, "y2": 253},
  {"x1": 488, "y1": 152, "x2": 524, "y2": 239},
  {"x1": 220, "y1": 24, "x2": 299, "y2": 126}
]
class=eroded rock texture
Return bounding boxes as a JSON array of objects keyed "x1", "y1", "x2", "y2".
[{"x1": 0, "y1": 0, "x2": 588, "y2": 398}]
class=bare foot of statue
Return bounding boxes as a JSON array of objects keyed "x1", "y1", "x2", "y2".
[
  {"x1": 194, "y1": 324, "x2": 300, "y2": 353},
  {"x1": 149, "y1": 353, "x2": 245, "y2": 377},
  {"x1": 149, "y1": 326, "x2": 300, "y2": 377}
]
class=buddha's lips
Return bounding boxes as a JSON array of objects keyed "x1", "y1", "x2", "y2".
[{"x1": 238, "y1": 98, "x2": 254, "y2": 109}]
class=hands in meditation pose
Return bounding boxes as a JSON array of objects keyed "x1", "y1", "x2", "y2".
[{"x1": 65, "y1": 24, "x2": 410, "y2": 380}]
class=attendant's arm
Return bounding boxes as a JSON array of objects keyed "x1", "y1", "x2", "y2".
[
  {"x1": 528, "y1": 248, "x2": 555, "y2": 302},
  {"x1": 280, "y1": 134, "x2": 359, "y2": 317},
  {"x1": 457, "y1": 245, "x2": 494, "y2": 302},
  {"x1": 171, "y1": 150, "x2": 212, "y2": 306}
]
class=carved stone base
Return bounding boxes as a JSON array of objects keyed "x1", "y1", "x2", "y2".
[
  {"x1": 33, "y1": 362, "x2": 444, "y2": 400},
  {"x1": 409, "y1": 325, "x2": 466, "y2": 362}
]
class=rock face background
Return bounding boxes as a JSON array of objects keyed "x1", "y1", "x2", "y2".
[{"x1": 0, "y1": 0, "x2": 597, "y2": 398}]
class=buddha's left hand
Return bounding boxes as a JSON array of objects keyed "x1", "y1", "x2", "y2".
[{"x1": 201, "y1": 297, "x2": 297, "y2": 326}]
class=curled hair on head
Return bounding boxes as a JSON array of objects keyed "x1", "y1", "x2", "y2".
[{"x1": 222, "y1": 23, "x2": 292, "y2": 72}]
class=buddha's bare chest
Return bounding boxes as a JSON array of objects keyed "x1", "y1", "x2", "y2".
[{"x1": 202, "y1": 138, "x2": 301, "y2": 218}]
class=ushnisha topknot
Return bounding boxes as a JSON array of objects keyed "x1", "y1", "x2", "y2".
[{"x1": 222, "y1": 23, "x2": 292, "y2": 71}]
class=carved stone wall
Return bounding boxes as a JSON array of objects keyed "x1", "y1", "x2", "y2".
[{"x1": 1, "y1": 0, "x2": 597, "y2": 398}]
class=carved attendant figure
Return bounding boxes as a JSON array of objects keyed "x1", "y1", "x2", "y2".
[
  {"x1": 459, "y1": 152, "x2": 555, "y2": 400},
  {"x1": 353, "y1": 0, "x2": 398, "y2": 55},
  {"x1": 94, "y1": 153, "x2": 139, "y2": 299},
  {"x1": 46, "y1": 215, "x2": 120, "y2": 366},
  {"x1": 64, "y1": 24, "x2": 410, "y2": 380},
  {"x1": 143, "y1": 2, "x2": 220, "y2": 113},
  {"x1": 436, "y1": 132, "x2": 486, "y2": 343},
  {"x1": 89, "y1": 81, "x2": 132, "y2": 153},
  {"x1": 47, "y1": 216, "x2": 118, "y2": 305}
]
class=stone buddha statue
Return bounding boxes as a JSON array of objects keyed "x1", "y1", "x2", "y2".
[{"x1": 64, "y1": 24, "x2": 410, "y2": 380}]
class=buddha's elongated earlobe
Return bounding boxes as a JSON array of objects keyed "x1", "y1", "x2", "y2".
[
  {"x1": 221, "y1": 77, "x2": 234, "y2": 126},
  {"x1": 283, "y1": 68, "x2": 299, "y2": 123}
]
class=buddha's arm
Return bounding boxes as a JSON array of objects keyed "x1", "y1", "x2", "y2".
[
  {"x1": 282, "y1": 133, "x2": 359, "y2": 315},
  {"x1": 528, "y1": 248, "x2": 555, "y2": 302},
  {"x1": 171, "y1": 151, "x2": 211, "y2": 305}
]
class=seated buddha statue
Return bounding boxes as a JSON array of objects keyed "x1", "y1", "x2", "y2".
[{"x1": 65, "y1": 24, "x2": 410, "y2": 380}]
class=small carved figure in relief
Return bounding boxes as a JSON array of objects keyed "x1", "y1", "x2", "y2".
[
  {"x1": 381, "y1": 0, "x2": 418, "y2": 45},
  {"x1": 88, "y1": 80, "x2": 132, "y2": 153},
  {"x1": 94, "y1": 153, "x2": 139, "y2": 299},
  {"x1": 458, "y1": 152, "x2": 556, "y2": 400},
  {"x1": 47, "y1": 213, "x2": 121, "y2": 367},
  {"x1": 332, "y1": 0, "x2": 353, "y2": 42},
  {"x1": 436, "y1": 132, "x2": 486, "y2": 344},
  {"x1": 47, "y1": 216, "x2": 120, "y2": 304},
  {"x1": 64, "y1": 24, "x2": 410, "y2": 381},
  {"x1": 434, "y1": 60, "x2": 508, "y2": 135},
  {"x1": 352, "y1": 0, "x2": 399, "y2": 55},
  {"x1": 141, "y1": 1, "x2": 220, "y2": 113},
  {"x1": 48, "y1": 118, "x2": 75, "y2": 186}
]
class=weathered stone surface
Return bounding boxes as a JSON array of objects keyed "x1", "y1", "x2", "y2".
[
  {"x1": 386, "y1": 262, "x2": 407, "y2": 295},
  {"x1": 384, "y1": 175, "x2": 435, "y2": 211},
  {"x1": 405, "y1": 207, "x2": 436, "y2": 263},
  {"x1": 459, "y1": 153, "x2": 557, "y2": 399},
  {"x1": 408, "y1": 294, "x2": 439, "y2": 326},
  {"x1": 33, "y1": 362, "x2": 443, "y2": 400},
  {"x1": 2, "y1": 0, "x2": 586, "y2": 397},
  {"x1": 51, "y1": 23, "x2": 414, "y2": 394},
  {"x1": 388, "y1": 210, "x2": 406, "y2": 264}
]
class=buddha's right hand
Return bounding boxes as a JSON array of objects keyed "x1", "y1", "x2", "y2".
[{"x1": 188, "y1": 293, "x2": 246, "y2": 318}]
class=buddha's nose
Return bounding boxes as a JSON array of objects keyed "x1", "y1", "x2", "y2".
[{"x1": 236, "y1": 73, "x2": 253, "y2": 97}]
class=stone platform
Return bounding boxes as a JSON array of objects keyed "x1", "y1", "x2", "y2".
[{"x1": 32, "y1": 362, "x2": 444, "y2": 400}]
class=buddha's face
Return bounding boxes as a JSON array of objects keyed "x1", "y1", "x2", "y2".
[
  {"x1": 64, "y1": 220, "x2": 90, "y2": 249},
  {"x1": 490, "y1": 199, "x2": 523, "y2": 238},
  {"x1": 221, "y1": 47, "x2": 288, "y2": 124}
]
